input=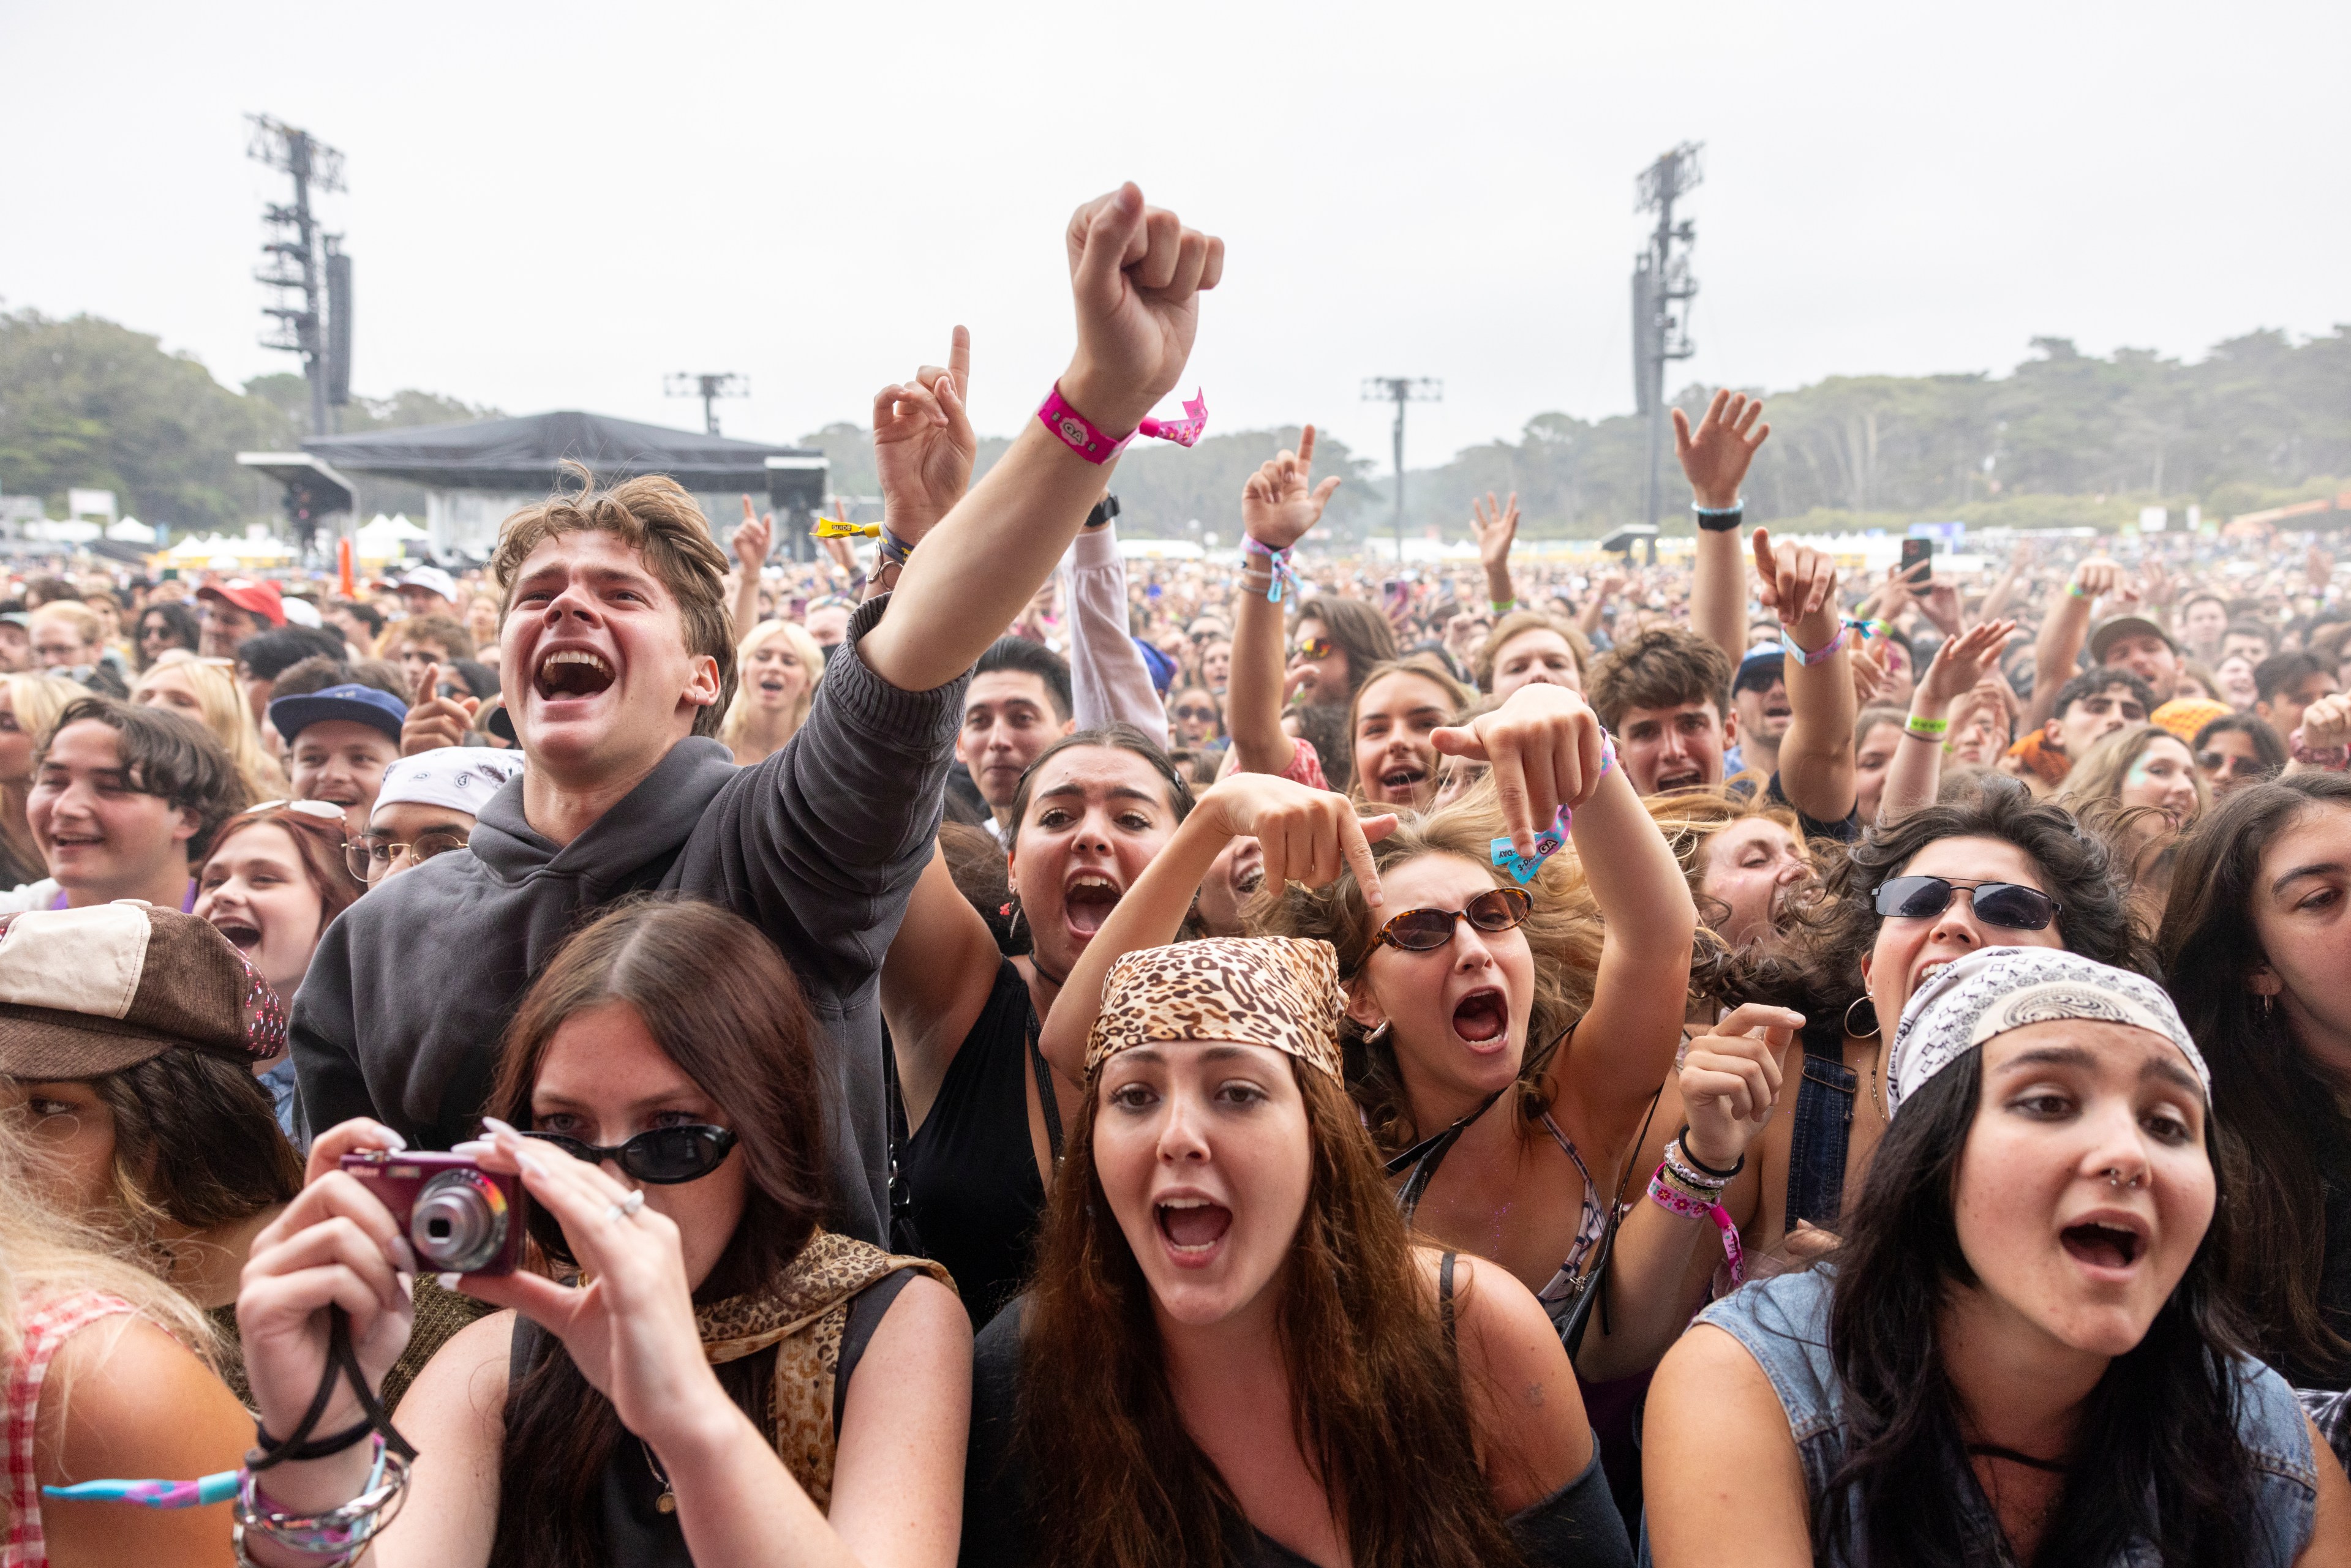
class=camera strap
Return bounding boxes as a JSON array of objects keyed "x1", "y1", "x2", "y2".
[{"x1": 247, "y1": 1305, "x2": 417, "y2": 1470}]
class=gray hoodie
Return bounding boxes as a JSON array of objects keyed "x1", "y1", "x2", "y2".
[{"x1": 290, "y1": 596, "x2": 963, "y2": 1245}]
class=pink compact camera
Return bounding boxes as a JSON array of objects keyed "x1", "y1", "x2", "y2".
[{"x1": 340, "y1": 1149, "x2": 527, "y2": 1275}]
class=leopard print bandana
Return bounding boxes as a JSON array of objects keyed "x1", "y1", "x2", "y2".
[{"x1": 1085, "y1": 937, "x2": 1345, "y2": 1081}]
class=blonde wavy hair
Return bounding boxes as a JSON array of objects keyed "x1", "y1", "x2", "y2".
[
  {"x1": 0, "y1": 1113, "x2": 218, "y2": 1532},
  {"x1": 132, "y1": 651, "x2": 287, "y2": 799},
  {"x1": 2, "y1": 673, "x2": 86, "y2": 770},
  {"x1": 717, "y1": 618, "x2": 826, "y2": 755},
  {"x1": 1259, "y1": 778, "x2": 1606, "y2": 1150}
]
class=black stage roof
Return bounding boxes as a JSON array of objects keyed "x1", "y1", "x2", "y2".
[{"x1": 298, "y1": 411, "x2": 823, "y2": 495}]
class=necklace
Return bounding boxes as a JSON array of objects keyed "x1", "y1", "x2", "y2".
[
  {"x1": 642, "y1": 1439, "x2": 675, "y2": 1515},
  {"x1": 1867, "y1": 1041, "x2": 1889, "y2": 1122}
]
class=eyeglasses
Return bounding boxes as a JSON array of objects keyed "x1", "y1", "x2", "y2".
[
  {"x1": 1173, "y1": 705, "x2": 1219, "y2": 723},
  {"x1": 1372, "y1": 887, "x2": 1533, "y2": 951},
  {"x1": 1873, "y1": 875, "x2": 2059, "y2": 931},
  {"x1": 2197, "y1": 750, "x2": 2267, "y2": 778},
  {"x1": 1292, "y1": 635, "x2": 1333, "y2": 661},
  {"x1": 345, "y1": 828, "x2": 472, "y2": 882},
  {"x1": 521, "y1": 1124, "x2": 739, "y2": 1184}
]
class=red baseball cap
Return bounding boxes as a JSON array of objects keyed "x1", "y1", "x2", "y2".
[{"x1": 197, "y1": 577, "x2": 287, "y2": 628}]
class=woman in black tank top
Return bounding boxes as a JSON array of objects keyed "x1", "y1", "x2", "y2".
[
  {"x1": 966, "y1": 935, "x2": 1630, "y2": 1568},
  {"x1": 882, "y1": 726, "x2": 1194, "y2": 1322},
  {"x1": 234, "y1": 900, "x2": 971, "y2": 1568}
]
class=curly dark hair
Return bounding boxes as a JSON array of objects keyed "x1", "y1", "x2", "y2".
[{"x1": 1740, "y1": 787, "x2": 2154, "y2": 1025}]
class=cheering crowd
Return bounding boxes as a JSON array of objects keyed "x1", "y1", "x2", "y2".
[{"x1": 7, "y1": 183, "x2": 2351, "y2": 1567}]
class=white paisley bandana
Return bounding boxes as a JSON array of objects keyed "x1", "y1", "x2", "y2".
[{"x1": 1886, "y1": 946, "x2": 2207, "y2": 1119}]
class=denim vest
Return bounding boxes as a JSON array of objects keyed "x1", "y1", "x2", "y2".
[
  {"x1": 1668, "y1": 1269, "x2": 2319, "y2": 1567},
  {"x1": 1784, "y1": 1022, "x2": 1857, "y2": 1234}
]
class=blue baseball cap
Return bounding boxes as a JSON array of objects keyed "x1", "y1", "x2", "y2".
[
  {"x1": 268, "y1": 683, "x2": 408, "y2": 746},
  {"x1": 1734, "y1": 643, "x2": 1786, "y2": 694},
  {"x1": 1134, "y1": 638, "x2": 1177, "y2": 697}
]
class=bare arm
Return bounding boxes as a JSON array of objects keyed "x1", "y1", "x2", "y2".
[
  {"x1": 1471, "y1": 492, "x2": 1521, "y2": 612},
  {"x1": 2024, "y1": 558, "x2": 2120, "y2": 733},
  {"x1": 1878, "y1": 619, "x2": 2017, "y2": 825},
  {"x1": 1576, "y1": 571, "x2": 1625, "y2": 641},
  {"x1": 1678, "y1": 391, "x2": 1771, "y2": 664},
  {"x1": 880, "y1": 847, "x2": 1014, "y2": 1130},
  {"x1": 1576, "y1": 1008, "x2": 1794, "y2": 1383},
  {"x1": 820, "y1": 1277, "x2": 974, "y2": 1568},
  {"x1": 1644, "y1": 1326, "x2": 1815, "y2": 1568},
  {"x1": 1228, "y1": 429, "x2": 1342, "y2": 774},
  {"x1": 860, "y1": 187, "x2": 1224, "y2": 694},
  {"x1": 1753, "y1": 530, "x2": 1857, "y2": 827},
  {"x1": 1446, "y1": 1254, "x2": 1597, "y2": 1511},
  {"x1": 1979, "y1": 541, "x2": 2033, "y2": 626}
]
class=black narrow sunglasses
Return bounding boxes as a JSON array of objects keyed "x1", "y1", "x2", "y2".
[
  {"x1": 1873, "y1": 875, "x2": 2058, "y2": 932},
  {"x1": 521, "y1": 1125, "x2": 739, "y2": 1184},
  {"x1": 1373, "y1": 887, "x2": 1534, "y2": 951}
]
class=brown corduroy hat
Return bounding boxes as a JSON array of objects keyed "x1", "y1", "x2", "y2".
[{"x1": 0, "y1": 902, "x2": 287, "y2": 1078}]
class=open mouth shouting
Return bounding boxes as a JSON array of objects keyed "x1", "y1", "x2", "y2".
[
  {"x1": 1451, "y1": 986, "x2": 1510, "y2": 1050},
  {"x1": 534, "y1": 647, "x2": 617, "y2": 704},
  {"x1": 209, "y1": 917, "x2": 263, "y2": 953},
  {"x1": 1375, "y1": 764, "x2": 1428, "y2": 801},
  {"x1": 1063, "y1": 868, "x2": 1125, "y2": 940},
  {"x1": 1155, "y1": 1193, "x2": 1233, "y2": 1266},
  {"x1": 1653, "y1": 766, "x2": 1706, "y2": 792},
  {"x1": 2059, "y1": 1212, "x2": 2148, "y2": 1277}
]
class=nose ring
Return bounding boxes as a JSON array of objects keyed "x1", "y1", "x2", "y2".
[{"x1": 2103, "y1": 1168, "x2": 2143, "y2": 1190}]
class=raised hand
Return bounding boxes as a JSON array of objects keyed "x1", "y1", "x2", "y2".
[
  {"x1": 1471, "y1": 491, "x2": 1521, "y2": 572},
  {"x1": 731, "y1": 496, "x2": 774, "y2": 574},
  {"x1": 2069, "y1": 557, "x2": 2130, "y2": 605},
  {"x1": 1195, "y1": 771, "x2": 1394, "y2": 902},
  {"x1": 819, "y1": 534, "x2": 857, "y2": 574},
  {"x1": 401, "y1": 660, "x2": 481, "y2": 756},
  {"x1": 458, "y1": 1122, "x2": 728, "y2": 1454},
  {"x1": 1431, "y1": 681, "x2": 1610, "y2": 855},
  {"x1": 1750, "y1": 530, "x2": 1837, "y2": 630},
  {"x1": 1240, "y1": 426, "x2": 1342, "y2": 550},
  {"x1": 1679, "y1": 1005, "x2": 1799, "y2": 1170},
  {"x1": 1061, "y1": 184, "x2": 1225, "y2": 435},
  {"x1": 1917, "y1": 578, "x2": 1966, "y2": 637},
  {"x1": 1851, "y1": 637, "x2": 1892, "y2": 707},
  {"x1": 2310, "y1": 547, "x2": 2333, "y2": 595},
  {"x1": 1672, "y1": 389, "x2": 1771, "y2": 509},
  {"x1": 236, "y1": 1120, "x2": 420, "y2": 1448},
  {"x1": 2299, "y1": 692, "x2": 2351, "y2": 752},
  {"x1": 1917, "y1": 618, "x2": 2018, "y2": 709},
  {"x1": 873, "y1": 325, "x2": 977, "y2": 543}
]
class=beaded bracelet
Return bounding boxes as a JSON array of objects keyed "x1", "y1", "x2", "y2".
[
  {"x1": 1654, "y1": 1161, "x2": 1726, "y2": 1207},
  {"x1": 1647, "y1": 1166, "x2": 1746, "y2": 1285},
  {"x1": 235, "y1": 1439, "x2": 408, "y2": 1558}
]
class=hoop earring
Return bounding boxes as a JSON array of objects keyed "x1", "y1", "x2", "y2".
[
  {"x1": 1844, "y1": 995, "x2": 1881, "y2": 1039},
  {"x1": 999, "y1": 897, "x2": 1026, "y2": 946},
  {"x1": 1364, "y1": 1021, "x2": 1391, "y2": 1045}
]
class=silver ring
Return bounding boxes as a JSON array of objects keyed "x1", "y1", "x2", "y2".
[{"x1": 605, "y1": 1188, "x2": 646, "y2": 1222}]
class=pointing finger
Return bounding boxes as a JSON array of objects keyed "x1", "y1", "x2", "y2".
[
  {"x1": 1339, "y1": 811, "x2": 1385, "y2": 907},
  {"x1": 1297, "y1": 424, "x2": 1317, "y2": 473}
]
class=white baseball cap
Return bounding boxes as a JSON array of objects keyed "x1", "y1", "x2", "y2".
[
  {"x1": 397, "y1": 566, "x2": 459, "y2": 604},
  {"x1": 371, "y1": 747, "x2": 522, "y2": 820}
]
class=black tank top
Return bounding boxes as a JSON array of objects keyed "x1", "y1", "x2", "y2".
[
  {"x1": 900, "y1": 957, "x2": 1061, "y2": 1324},
  {"x1": 504, "y1": 1269, "x2": 917, "y2": 1567}
]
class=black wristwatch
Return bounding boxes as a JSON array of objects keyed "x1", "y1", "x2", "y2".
[{"x1": 1085, "y1": 494, "x2": 1120, "y2": 530}]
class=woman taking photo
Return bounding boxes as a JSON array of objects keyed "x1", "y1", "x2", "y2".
[
  {"x1": 236, "y1": 898, "x2": 971, "y2": 1568},
  {"x1": 718, "y1": 617, "x2": 826, "y2": 767},
  {"x1": 1646, "y1": 947, "x2": 2351, "y2": 1566},
  {"x1": 2164, "y1": 772, "x2": 2351, "y2": 1390},
  {"x1": 194, "y1": 798, "x2": 368, "y2": 1130},
  {"x1": 968, "y1": 936, "x2": 1631, "y2": 1567}
]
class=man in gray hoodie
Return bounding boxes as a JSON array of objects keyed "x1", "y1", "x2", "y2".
[{"x1": 292, "y1": 182, "x2": 1227, "y2": 1244}]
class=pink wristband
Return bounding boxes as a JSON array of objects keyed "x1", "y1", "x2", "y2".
[
  {"x1": 1037, "y1": 383, "x2": 1132, "y2": 464},
  {"x1": 1647, "y1": 1166, "x2": 1745, "y2": 1286}
]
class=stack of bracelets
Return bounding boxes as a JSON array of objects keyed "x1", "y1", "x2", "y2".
[
  {"x1": 1649, "y1": 1128, "x2": 1745, "y2": 1286},
  {"x1": 233, "y1": 1439, "x2": 412, "y2": 1566},
  {"x1": 1240, "y1": 535, "x2": 1298, "y2": 603}
]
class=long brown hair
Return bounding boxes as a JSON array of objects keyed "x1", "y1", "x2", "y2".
[
  {"x1": 1020, "y1": 1059, "x2": 1526, "y2": 1568},
  {"x1": 201, "y1": 803, "x2": 366, "y2": 928},
  {"x1": 1262, "y1": 781, "x2": 1604, "y2": 1150},
  {"x1": 2161, "y1": 773, "x2": 2351, "y2": 1384},
  {"x1": 485, "y1": 896, "x2": 830, "y2": 1568}
]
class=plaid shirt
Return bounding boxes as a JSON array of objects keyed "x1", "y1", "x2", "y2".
[{"x1": 6, "y1": 1292, "x2": 135, "y2": 1567}]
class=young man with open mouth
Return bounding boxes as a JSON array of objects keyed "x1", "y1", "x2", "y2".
[{"x1": 291, "y1": 182, "x2": 1225, "y2": 1247}]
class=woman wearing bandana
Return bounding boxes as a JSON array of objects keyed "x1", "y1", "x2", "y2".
[
  {"x1": 1644, "y1": 947, "x2": 2351, "y2": 1567},
  {"x1": 965, "y1": 937, "x2": 1633, "y2": 1568}
]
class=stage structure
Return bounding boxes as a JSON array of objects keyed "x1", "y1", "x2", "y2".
[
  {"x1": 248, "y1": 114, "x2": 352, "y2": 448},
  {"x1": 1632, "y1": 141, "x2": 1702, "y2": 530},
  {"x1": 241, "y1": 411, "x2": 827, "y2": 562},
  {"x1": 1361, "y1": 377, "x2": 1443, "y2": 565}
]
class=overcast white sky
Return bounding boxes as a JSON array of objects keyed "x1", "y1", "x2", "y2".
[{"x1": 4, "y1": 1, "x2": 2344, "y2": 473}]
